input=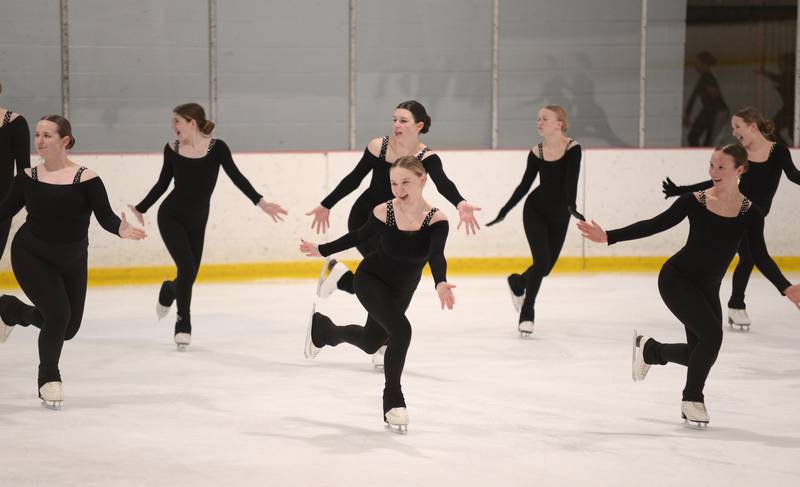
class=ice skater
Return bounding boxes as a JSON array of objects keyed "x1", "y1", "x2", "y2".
[
  {"x1": 306, "y1": 100, "x2": 477, "y2": 365},
  {"x1": 579, "y1": 144, "x2": 800, "y2": 428},
  {"x1": 0, "y1": 84, "x2": 32, "y2": 259},
  {"x1": 300, "y1": 155, "x2": 455, "y2": 433},
  {"x1": 0, "y1": 115, "x2": 146, "y2": 409},
  {"x1": 662, "y1": 107, "x2": 800, "y2": 330},
  {"x1": 129, "y1": 103, "x2": 287, "y2": 351},
  {"x1": 486, "y1": 105, "x2": 583, "y2": 336}
]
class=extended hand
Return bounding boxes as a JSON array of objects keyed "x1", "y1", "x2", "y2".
[
  {"x1": 119, "y1": 212, "x2": 147, "y2": 240},
  {"x1": 299, "y1": 239, "x2": 321, "y2": 257},
  {"x1": 577, "y1": 219, "x2": 607, "y2": 243},
  {"x1": 258, "y1": 199, "x2": 288, "y2": 222},
  {"x1": 436, "y1": 281, "x2": 456, "y2": 310},
  {"x1": 306, "y1": 205, "x2": 331, "y2": 234},
  {"x1": 785, "y1": 284, "x2": 800, "y2": 310},
  {"x1": 127, "y1": 204, "x2": 145, "y2": 226},
  {"x1": 457, "y1": 201, "x2": 482, "y2": 235},
  {"x1": 662, "y1": 177, "x2": 681, "y2": 199}
]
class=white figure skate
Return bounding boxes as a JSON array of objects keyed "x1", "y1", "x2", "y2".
[
  {"x1": 727, "y1": 308, "x2": 751, "y2": 331},
  {"x1": 317, "y1": 258, "x2": 349, "y2": 299},
  {"x1": 507, "y1": 276, "x2": 524, "y2": 313},
  {"x1": 174, "y1": 333, "x2": 191, "y2": 352},
  {"x1": 371, "y1": 345, "x2": 386, "y2": 369},
  {"x1": 304, "y1": 304, "x2": 321, "y2": 359},
  {"x1": 39, "y1": 382, "x2": 64, "y2": 410},
  {"x1": 518, "y1": 321, "x2": 534, "y2": 337},
  {"x1": 681, "y1": 401, "x2": 710, "y2": 429},
  {"x1": 385, "y1": 407, "x2": 409, "y2": 434},
  {"x1": 156, "y1": 280, "x2": 174, "y2": 320},
  {"x1": 632, "y1": 329, "x2": 652, "y2": 382}
]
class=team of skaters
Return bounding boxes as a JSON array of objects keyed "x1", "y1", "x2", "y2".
[{"x1": 0, "y1": 83, "x2": 798, "y2": 430}]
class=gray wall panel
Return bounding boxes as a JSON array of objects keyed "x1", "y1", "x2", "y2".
[
  {"x1": 217, "y1": 0, "x2": 349, "y2": 151},
  {"x1": 0, "y1": 0, "x2": 62, "y2": 148},
  {"x1": 499, "y1": 0, "x2": 686, "y2": 148},
  {"x1": 356, "y1": 0, "x2": 492, "y2": 149},
  {"x1": 70, "y1": 0, "x2": 208, "y2": 152}
]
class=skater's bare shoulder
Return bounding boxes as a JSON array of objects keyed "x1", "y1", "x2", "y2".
[
  {"x1": 78, "y1": 168, "x2": 99, "y2": 182},
  {"x1": 372, "y1": 202, "x2": 388, "y2": 222},
  {"x1": 367, "y1": 137, "x2": 384, "y2": 157},
  {"x1": 427, "y1": 209, "x2": 448, "y2": 225}
]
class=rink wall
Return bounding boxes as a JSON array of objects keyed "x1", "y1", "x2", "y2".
[{"x1": 0, "y1": 147, "x2": 798, "y2": 286}]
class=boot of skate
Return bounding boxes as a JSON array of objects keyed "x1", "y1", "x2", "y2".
[
  {"x1": 39, "y1": 381, "x2": 64, "y2": 410},
  {"x1": 632, "y1": 330, "x2": 652, "y2": 382},
  {"x1": 727, "y1": 308, "x2": 751, "y2": 331},
  {"x1": 317, "y1": 258, "x2": 349, "y2": 299},
  {"x1": 384, "y1": 407, "x2": 409, "y2": 434},
  {"x1": 681, "y1": 401, "x2": 710, "y2": 428}
]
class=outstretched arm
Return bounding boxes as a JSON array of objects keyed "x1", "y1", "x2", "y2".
[
  {"x1": 301, "y1": 212, "x2": 386, "y2": 257},
  {"x1": 86, "y1": 177, "x2": 146, "y2": 240},
  {"x1": 662, "y1": 177, "x2": 714, "y2": 198},
  {"x1": 746, "y1": 207, "x2": 794, "y2": 298},
  {"x1": 134, "y1": 145, "x2": 174, "y2": 214},
  {"x1": 308, "y1": 147, "x2": 376, "y2": 234},
  {"x1": 422, "y1": 154, "x2": 481, "y2": 234},
  {"x1": 487, "y1": 151, "x2": 539, "y2": 226},
  {"x1": 776, "y1": 144, "x2": 800, "y2": 186},
  {"x1": 427, "y1": 220, "x2": 455, "y2": 309},
  {"x1": 218, "y1": 141, "x2": 263, "y2": 204},
  {"x1": 579, "y1": 194, "x2": 692, "y2": 245}
]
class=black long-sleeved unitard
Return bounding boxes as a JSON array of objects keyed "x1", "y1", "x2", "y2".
[
  {"x1": 135, "y1": 139, "x2": 262, "y2": 334},
  {"x1": 0, "y1": 112, "x2": 31, "y2": 258},
  {"x1": 313, "y1": 201, "x2": 449, "y2": 414},
  {"x1": 677, "y1": 143, "x2": 800, "y2": 309},
  {"x1": 320, "y1": 136, "x2": 464, "y2": 294},
  {"x1": 498, "y1": 143, "x2": 581, "y2": 323},
  {"x1": 0, "y1": 168, "x2": 122, "y2": 388},
  {"x1": 607, "y1": 193, "x2": 790, "y2": 402}
]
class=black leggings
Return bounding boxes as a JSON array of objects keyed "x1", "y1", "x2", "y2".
[
  {"x1": 0, "y1": 217, "x2": 11, "y2": 261},
  {"x1": 511, "y1": 202, "x2": 571, "y2": 323},
  {"x1": 158, "y1": 207, "x2": 208, "y2": 331},
  {"x1": 3, "y1": 225, "x2": 88, "y2": 388},
  {"x1": 336, "y1": 191, "x2": 380, "y2": 294},
  {"x1": 644, "y1": 263, "x2": 723, "y2": 402},
  {"x1": 728, "y1": 234, "x2": 754, "y2": 310},
  {"x1": 315, "y1": 269, "x2": 415, "y2": 413}
]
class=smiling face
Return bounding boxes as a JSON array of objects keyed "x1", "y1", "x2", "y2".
[
  {"x1": 709, "y1": 149, "x2": 745, "y2": 188},
  {"x1": 390, "y1": 166, "x2": 426, "y2": 203},
  {"x1": 730, "y1": 115, "x2": 759, "y2": 146},
  {"x1": 172, "y1": 113, "x2": 198, "y2": 141},
  {"x1": 392, "y1": 108, "x2": 424, "y2": 139},
  {"x1": 34, "y1": 120, "x2": 70, "y2": 157},
  {"x1": 536, "y1": 108, "x2": 563, "y2": 137}
]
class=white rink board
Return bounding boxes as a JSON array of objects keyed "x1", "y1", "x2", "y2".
[{"x1": 1, "y1": 147, "x2": 798, "y2": 270}]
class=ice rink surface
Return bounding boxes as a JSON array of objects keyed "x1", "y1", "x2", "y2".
[{"x1": 1, "y1": 274, "x2": 799, "y2": 487}]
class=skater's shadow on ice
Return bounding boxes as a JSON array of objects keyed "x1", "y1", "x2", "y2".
[
  {"x1": 287, "y1": 360, "x2": 453, "y2": 382},
  {"x1": 248, "y1": 416, "x2": 429, "y2": 458},
  {"x1": 638, "y1": 419, "x2": 800, "y2": 448}
]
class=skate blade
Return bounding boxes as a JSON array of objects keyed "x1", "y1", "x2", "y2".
[
  {"x1": 385, "y1": 424, "x2": 408, "y2": 434},
  {"x1": 304, "y1": 304, "x2": 320, "y2": 359},
  {"x1": 373, "y1": 364, "x2": 384, "y2": 370},
  {"x1": 681, "y1": 414, "x2": 709, "y2": 429},
  {"x1": 41, "y1": 400, "x2": 62, "y2": 411},
  {"x1": 156, "y1": 303, "x2": 170, "y2": 320},
  {"x1": 518, "y1": 331, "x2": 532, "y2": 338},
  {"x1": 315, "y1": 257, "x2": 330, "y2": 297},
  {"x1": 176, "y1": 344, "x2": 188, "y2": 352},
  {"x1": 0, "y1": 324, "x2": 12, "y2": 343}
]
